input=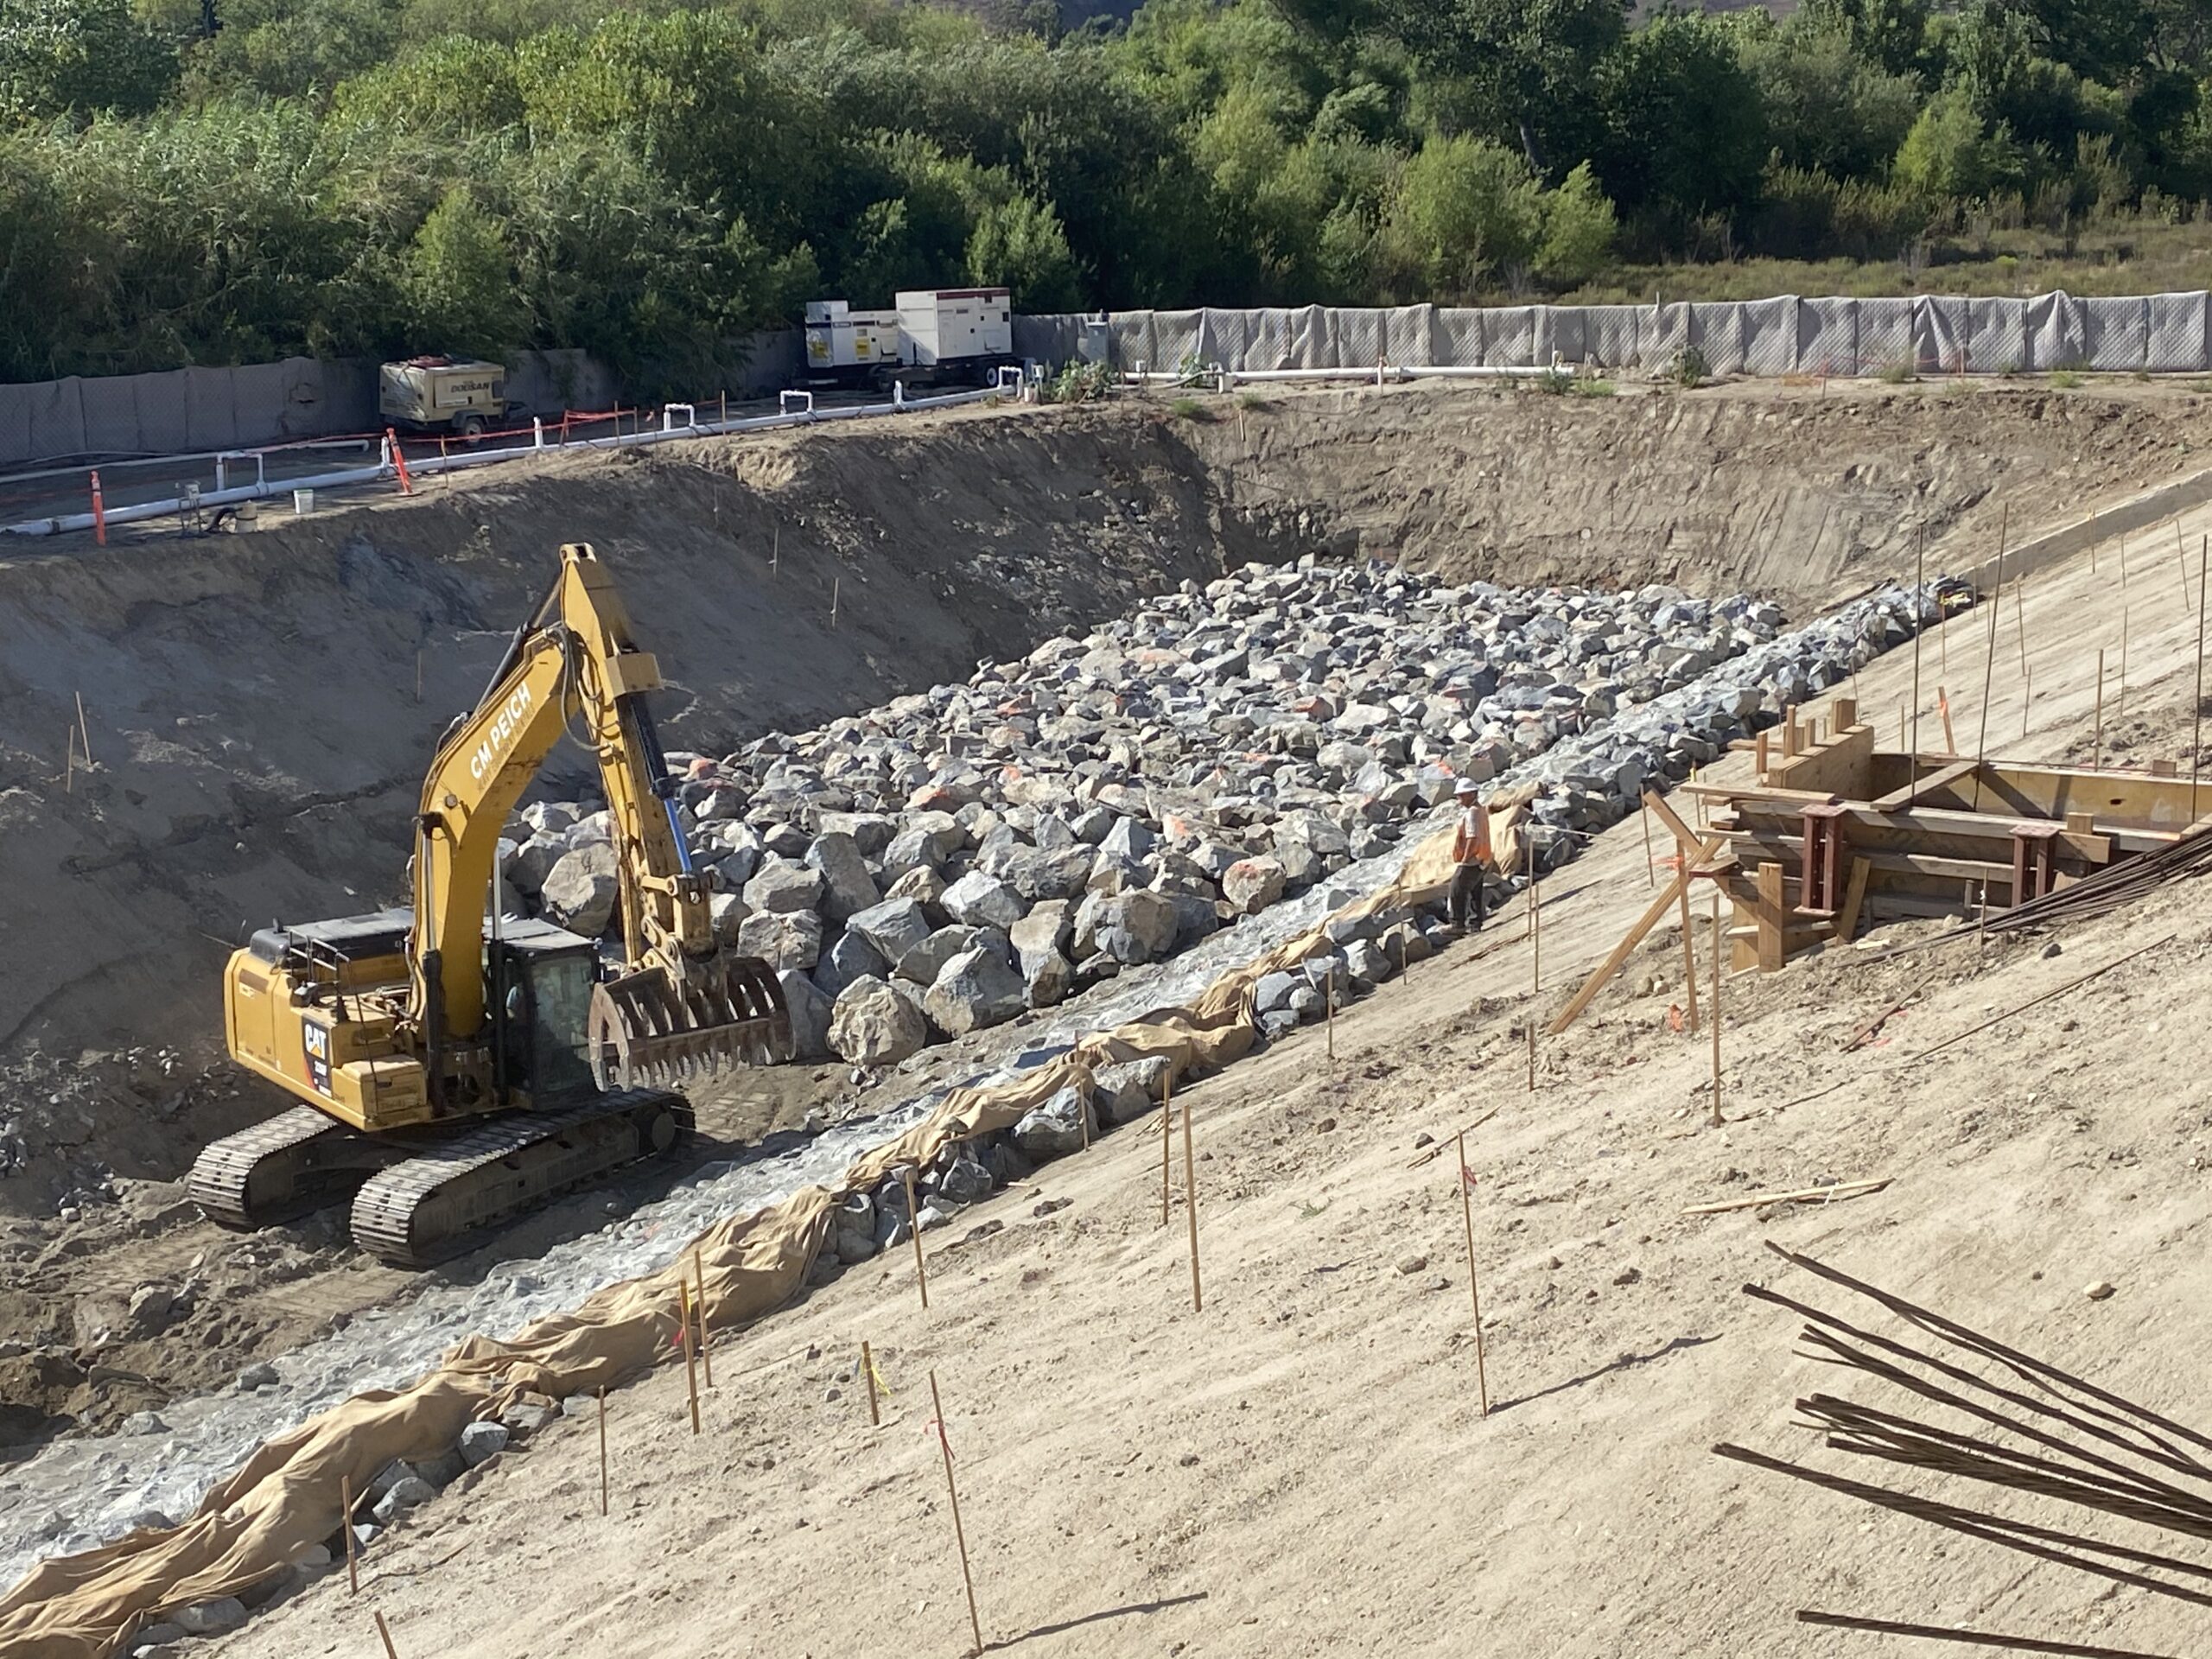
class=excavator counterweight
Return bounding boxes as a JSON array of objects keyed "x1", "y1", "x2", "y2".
[{"x1": 193, "y1": 544, "x2": 791, "y2": 1263}]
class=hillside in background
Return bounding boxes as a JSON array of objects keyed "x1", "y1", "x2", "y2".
[{"x1": 0, "y1": 0, "x2": 2208, "y2": 392}]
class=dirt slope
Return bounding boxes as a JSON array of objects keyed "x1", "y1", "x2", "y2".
[
  {"x1": 203, "y1": 516, "x2": 2212, "y2": 1659},
  {"x1": 1185, "y1": 377, "x2": 2212, "y2": 603}
]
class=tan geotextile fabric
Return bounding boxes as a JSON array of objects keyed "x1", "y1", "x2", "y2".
[{"x1": 0, "y1": 817, "x2": 1480, "y2": 1658}]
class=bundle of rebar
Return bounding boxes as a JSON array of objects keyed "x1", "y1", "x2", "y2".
[
  {"x1": 1986, "y1": 827, "x2": 2212, "y2": 936},
  {"x1": 1716, "y1": 1243, "x2": 2212, "y2": 1655}
]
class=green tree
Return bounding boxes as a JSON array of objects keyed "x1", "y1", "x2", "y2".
[
  {"x1": 0, "y1": 0, "x2": 176, "y2": 122},
  {"x1": 1740, "y1": 14, "x2": 1924, "y2": 181},
  {"x1": 1387, "y1": 132, "x2": 1542, "y2": 294},
  {"x1": 401, "y1": 186, "x2": 525, "y2": 355},
  {"x1": 1535, "y1": 160, "x2": 1615, "y2": 285},
  {"x1": 1892, "y1": 86, "x2": 2028, "y2": 197},
  {"x1": 964, "y1": 191, "x2": 1081, "y2": 310},
  {"x1": 1591, "y1": 10, "x2": 1770, "y2": 226},
  {"x1": 1799, "y1": 0, "x2": 1931, "y2": 79},
  {"x1": 1372, "y1": 0, "x2": 1625, "y2": 174}
]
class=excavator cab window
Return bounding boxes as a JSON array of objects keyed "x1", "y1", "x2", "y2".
[{"x1": 490, "y1": 921, "x2": 598, "y2": 1102}]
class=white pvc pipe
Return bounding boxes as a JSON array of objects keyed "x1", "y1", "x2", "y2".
[
  {"x1": 779, "y1": 390, "x2": 815, "y2": 416},
  {"x1": 3, "y1": 386, "x2": 1002, "y2": 537}
]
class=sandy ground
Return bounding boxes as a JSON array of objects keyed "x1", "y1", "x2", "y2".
[{"x1": 200, "y1": 506, "x2": 2212, "y2": 1658}]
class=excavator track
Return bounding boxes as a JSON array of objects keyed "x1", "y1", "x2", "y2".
[
  {"x1": 187, "y1": 1105, "x2": 404, "y2": 1230},
  {"x1": 348, "y1": 1089, "x2": 692, "y2": 1268}
]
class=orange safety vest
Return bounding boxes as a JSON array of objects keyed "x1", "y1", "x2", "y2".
[{"x1": 1452, "y1": 804, "x2": 1491, "y2": 868}]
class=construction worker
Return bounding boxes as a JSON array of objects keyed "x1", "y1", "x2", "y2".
[{"x1": 1448, "y1": 778, "x2": 1492, "y2": 932}]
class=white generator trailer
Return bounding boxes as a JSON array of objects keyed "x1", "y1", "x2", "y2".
[{"x1": 802, "y1": 289, "x2": 1014, "y2": 389}]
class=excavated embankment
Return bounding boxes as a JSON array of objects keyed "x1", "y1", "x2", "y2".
[{"x1": 0, "y1": 378, "x2": 2194, "y2": 1470}]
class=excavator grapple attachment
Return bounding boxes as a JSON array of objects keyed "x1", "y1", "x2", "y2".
[{"x1": 587, "y1": 951, "x2": 793, "y2": 1090}]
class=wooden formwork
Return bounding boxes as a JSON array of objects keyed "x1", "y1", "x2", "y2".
[{"x1": 1681, "y1": 694, "x2": 2211, "y2": 973}]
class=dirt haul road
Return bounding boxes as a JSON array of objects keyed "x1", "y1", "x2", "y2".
[
  {"x1": 201, "y1": 501, "x2": 2212, "y2": 1659},
  {"x1": 0, "y1": 377, "x2": 2204, "y2": 1460}
]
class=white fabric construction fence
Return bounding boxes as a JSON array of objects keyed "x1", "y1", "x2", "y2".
[{"x1": 1013, "y1": 292, "x2": 2212, "y2": 378}]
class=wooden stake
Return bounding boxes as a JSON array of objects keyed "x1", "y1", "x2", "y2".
[
  {"x1": 1524, "y1": 1019, "x2": 1535, "y2": 1093},
  {"x1": 1523, "y1": 836, "x2": 1535, "y2": 943},
  {"x1": 1937, "y1": 684, "x2": 1957, "y2": 754},
  {"x1": 903, "y1": 1166, "x2": 930, "y2": 1309},
  {"x1": 64, "y1": 726, "x2": 74, "y2": 795},
  {"x1": 692, "y1": 1249, "x2": 713, "y2": 1389},
  {"x1": 1910, "y1": 524, "x2": 1924, "y2": 761},
  {"x1": 73, "y1": 691, "x2": 90, "y2": 766},
  {"x1": 771, "y1": 524, "x2": 779, "y2": 575},
  {"x1": 1181, "y1": 1084, "x2": 1202, "y2": 1313},
  {"x1": 1708, "y1": 893, "x2": 1723, "y2": 1128},
  {"x1": 597, "y1": 1387, "x2": 608, "y2": 1516},
  {"x1": 2093, "y1": 649, "x2": 2105, "y2": 770},
  {"x1": 861, "y1": 1340, "x2": 880, "y2": 1427},
  {"x1": 1456, "y1": 1132, "x2": 1489, "y2": 1415},
  {"x1": 2120, "y1": 532, "x2": 2132, "y2": 715},
  {"x1": 1159, "y1": 1072, "x2": 1173, "y2": 1227},
  {"x1": 1640, "y1": 798, "x2": 1655, "y2": 888},
  {"x1": 1325, "y1": 973, "x2": 1335, "y2": 1062},
  {"x1": 2177, "y1": 517, "x2": 2193, "y2": 612},
  {"x1": 1529, "y1": 843, "x2": 1541, "y2": 994},
  {"x1": 927, "y1": 1372, "x2": 985, "y2": 1657},
  {"x1": 374, "y1": 1611, "x2": 400, "y2": 1659},
  {"x1": 2194, "y1": 537, "x2": 2209, "y2": 823},
  {"x1": 678, "y1": 1281, "x2": 701, "y2": 1434},
  {"x1": 340, "y1": 1473, "x2": 359, "y2": 1593},
  {"x1": 830, "y1": 575, "x2": 840, "y2": 628},
  {"x1": 1972, "y1": 542, "x2": 2004, "y2": 810},
  {"x1": 1676, "y1": 875, "x2": 1700, "y2": 1035}
]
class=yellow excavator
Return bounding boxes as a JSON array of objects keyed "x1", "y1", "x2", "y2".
[{"x1": 190, "y1": 543, "x2": 791, "y2": 1264}]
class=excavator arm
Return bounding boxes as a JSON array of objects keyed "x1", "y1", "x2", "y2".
[{"x1": 410, "y1": 543, "x2": 786, "y2": 1099}]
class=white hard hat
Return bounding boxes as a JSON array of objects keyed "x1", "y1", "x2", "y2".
[{"x1": 1453, "y1": 779, "x2": 1481, "y2": 798}]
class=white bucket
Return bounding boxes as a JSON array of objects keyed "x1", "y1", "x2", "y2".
[{"x1": 293, "y1": 488, "x2": 315, "y2": 517}]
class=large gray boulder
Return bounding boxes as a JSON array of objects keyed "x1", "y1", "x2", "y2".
[
  {"x1": 1093, "y1": 1055, "x2": 1173, "y2": 1125},
  {"x1": 737, "y1": 907, "x2": 823, "y2": 971},
  {"x1": 940, "y1": 870, "x2": 1025, "y2": 931},
  {"x1": 829, "y1": 977, "x2": 928, "y2": 1066},
  {"x1": 1090, "y1": 890, "x2": 1179, "y2": 965},
  {"x1": 1009, "y1": 899, "x2": 1072, "y2": 973},
  {"x1": 804, "y1": 832, "x2": 880, "y2": 923},
  {"x1": 744, "y1": 856, "x2": 825, "y2": 915},
  {"x1": 778, "y1": 969, "x2": 833, "y2": 1060},
  {"x1": 845, "y1": 897, "x2": 934, "y2": 964},
  {"x1": 175, "y1": 1599, "x2": 249, "y2": 1637},
  {"x1": 504, "y1": 833, "x2": 564, "y2": 899},
  {"x1": 812, "y1": 927, "x2": 889, "y2": 1000},
  {"x1": 922, "y1": 947, "x2": 1027, "y2": 1034},
  {"x1": 1022, "y1": 949, "x2": 1073, "y2": 1007},
  {"x1": 540, "y1": 844, "x2": 619, "y2": 936},
  {"x1": 897, "y1": 925, "x2": 984, "y2": 987},
  {"x1": 372, "y1": 1477, "x2": 436, "y2": 1526},
  {"x1": 708, "y1": 892, "x2": 748, "y2": 947},
  {"x1": 1221, "y1": 856, "x2": 1287, "y2": 915},
  {"x1": 1017, "y1": 845, "x2": 1096, "y2": 901},
  {"x1": 1011, "y1": 1084, "x2": 1093, "y2": 1160},
  {"x1": 881, "y1": 815, "x2": 962, "y2": 879}
]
